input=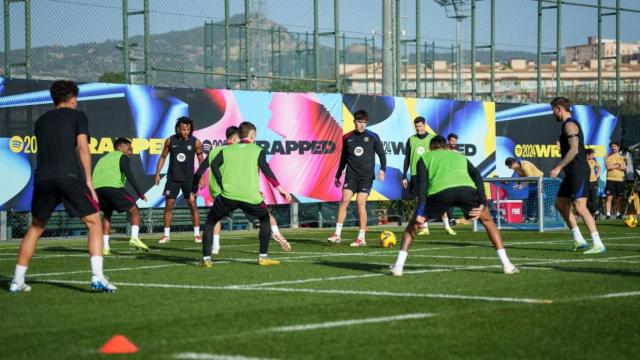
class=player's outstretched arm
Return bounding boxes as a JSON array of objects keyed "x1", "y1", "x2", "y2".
[
  {"x1": 195, "y1": 139, "x2": 205, "y2": 164},
  {"x1": 120, "y1": 156, "x2": 146, "y2": 200},
  {"x1": 257, "y1": 149, "x2": 291, "y2": 202},
  {"x1": 198, "y1": 151, "x2": 224, "y2": 195},
  {"x1": 374, "y1": 134, "x2": 387, "y2": 182},
  {"x1": 154, "y1": 138, "x2": 170, "y2": 185}
]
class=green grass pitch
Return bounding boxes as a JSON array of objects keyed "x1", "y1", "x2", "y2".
[{"x1": 1, "y1": 223, "x2": 639, "y2": 359}]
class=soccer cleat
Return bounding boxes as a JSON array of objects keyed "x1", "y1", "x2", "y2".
[
  {"x1": 273, "y1": 233, "x2": 292, "y2": 252},
  {"x1": 158, "y1": 236, "x2": 170, "y2": 244},
  {"x1": 129, "y1": 237, "x2": 149, "y2": 251},
  {"x1": 616, "y1": 215, "x2": 623, "y2": 220},
  {"x1": 350, "y1": 237, "x2": 367, "y2": 247},
  {"x1": 327, "y1": 234, "x2": 341, "y2": 244},
  {"x1": 503, "y1": 263, "x2": 520, "y2": 274},
  {"x1": 388, "y1": 264, "x2": 403, "y2": 277},
  {"x1": 445, "y1": 227, "x2": 457, "y2": 236},
  {"x1": 211, "y1": 247, "x2": 220, "y2": 255},
  {"x1": 194, "y1": 235, "x2": 202, "y2": 243},
  {"x1": 103, "y1": 247, "x2": 111, "y2": 256},
  {"x1": 605, "y1": 215, "x2": 611, "y2": 220},
  {"x1": 583, "y1": 245, "x2": 607, "y2": 255},
  {"x1": 200, "y1": 258, "x2": 213, "y2": 268},
  {"x1": 258, "y1": 257, "x2": 281, "y2": 266},
  {"x1": 91, "y1": 278, "x2": 117, "y2": 293},
  {"x1": 417, "y1": 227, "x2": 430, "y2": 235},
  {"x1": 9, "y1": 282, "x2": 31, "y2": 293},
  {"x1": 573, "y1": 241, "x2": 589, "y2": 252}
]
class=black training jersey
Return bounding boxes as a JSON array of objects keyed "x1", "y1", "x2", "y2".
[
  {"x1": 335, "y1": 129, "x2": 386, "y2": 180},
  {"x1": 559, "y1": 118, "x2": 589, "y2": 174},
  {"x1": 34, "y1": 108, "x2": 89, "y2": 183},
  {"x1": 167, "y1": 135, "x2": 197, "y2": 182}
]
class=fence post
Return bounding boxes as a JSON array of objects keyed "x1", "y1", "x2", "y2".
[
  {"x1": 538, "y1": 177, "x2": 545, "y2": 232},
  {"x1": 318, "y1": 210, "x2": 323, "y2": 228},
  {"x1": 0, "y1": 211, "x2": 6, "y2": 241},
  {"x1": 290, "y1": 202, "x2": 299, "y2": 228},
  {"x1": 146, "y1": 208, "x2": 153, "y2": 234}
]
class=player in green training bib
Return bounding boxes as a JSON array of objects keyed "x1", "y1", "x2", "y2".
[
  {"x1": 192, "y1": 122, "x2": 291, "y2": 267},
  {"x1": 401, "y1": 116, "x2": 456, "y2": 236},
  {"x1": 93, "y1": 138, "x2": 148, "y2": 254},
  {"x1": 193, "y1": 126, "x2": 292, "y2": 255},
  {"x1": 390, "y1": 135, "x2": 519, "y2": 276}
]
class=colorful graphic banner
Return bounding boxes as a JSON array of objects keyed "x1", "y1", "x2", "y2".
[
  {"x1": 342, "y1": 95, "x2": 496, "y2": 200},
  {"x1": 495, "y1": 103, "x2": 621, "y2": 195}
]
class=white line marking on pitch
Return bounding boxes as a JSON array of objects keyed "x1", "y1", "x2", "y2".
[
  {"x1": 36, "y1": 279, "x2": 553, "y2": 304},
  {"x1": 265, "y1": 313, "x2": 435, "y2": 332},
  {"x1": 27, "y1": 263, "x2": 186, "y2": 278},
  {"x1": 173, "y1": 352, "x2": 278, "y2": 360}
]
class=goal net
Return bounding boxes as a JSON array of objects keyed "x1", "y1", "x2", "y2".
[{"x1": 474, "y1": 177, "x2": 566, "y2": 232}]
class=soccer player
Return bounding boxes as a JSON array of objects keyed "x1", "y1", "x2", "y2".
[
  {"x1": 93, "y1": 138, "x2": 149, "y2": 255},
  {"x1": 9, "y1": 80, "x2": 115, "y2": 293},
  {"x1": 193, "y1": 126, "x2": 290, "y2": 255},
  {"x1": 604, "y1": 141, "x2": 626, "y2": 220},
  {"x1": 390, "y1": 135, "x2": 518, "y2": 276},
  {"x1": 401, "y1": 117, "x2": 455, "y2": 235},
  {"x1": 505, "y1": 157, "x2": 543, "y2": 222},
  {"x1": 154, "y1": 117, "x2": 205, "y2": 243},
  {"x1": 328, "y1": 110, "x2": 386, "y2": 247},
  {"x1": 586, "y1": 148, "x2": 601, "y2": 217},
  {"x1": 549, "y1": 97, "x2": 605, "y2": 254},
  {"x1": 195, "y1": 121, "x2": 291, "y2": 267}
]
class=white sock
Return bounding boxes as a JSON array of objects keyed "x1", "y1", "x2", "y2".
[
  {"x1": 420, "y1": 222, "x2": 429, "y2": 229},
  {"x1": 358, "y1": 229, "x2": 366, "y2": 240},
  {"x1": 12, "y1": 264, "x2": 28, "y2": 285},
  {"x1": 90, "y1": 256, "x2": 105, "y2": 281},
  {"x1": 164, "y1": 227, "x2": 170, "y2": 237},
  {"x1": 443, "y1": 219, "x2": 452, "y2": 230},
  {"x1": 606, "y1": 212, "x2": 611, "y2": 216},
  {"x1": 591, "y1": 232, "x2": 604, "y2": 247},
  {"x1": 203, "y1": 256, "x2": 211, "y2": 261},
  {"x1": 271, "y1": 224, "x2": 280, "y2": 235},
  {"x1": 194, "y1": 226, "x2": 200, "y2": 236},
  {"x1": 571, "y1": 227, "x2": 586, "y2": 243},
  {"x1": 259, "y1": 253, "x2": 268, "y2": 258},
  {"x1": 103, "y1": 235, "x2": 110, "y2": 249},
  {"x1": 213, "y1": 234, "x2": 220, "y2": 249},
  {"x1": 335, "y1": 223, "x2": 343, "y2": 236},
  {"x1": 395, "y1": 250, "x2": 408, "y2": 267},
  {"x1": 131, "y1": 225, "x2": 139, "y2": 239},
  {"x1": 496, "y1": 248, "x2": 512, "y2": 266}
]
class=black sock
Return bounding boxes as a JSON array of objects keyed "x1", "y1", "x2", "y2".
[{"x1": 258, "y1": 215, "x2": 271, "y2": 255}]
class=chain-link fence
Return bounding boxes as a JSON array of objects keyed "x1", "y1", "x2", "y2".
[{"x1": 2, "y1": 0, "x2": 639, "y2": 105}]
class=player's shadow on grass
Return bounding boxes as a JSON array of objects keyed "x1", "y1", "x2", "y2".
[
  {"x1": 524, "y1": 264, "x2": 640, "y2": 277},
  {"x1": 40, "y1": 246, "x2": 86, "y2": 254},
  {"x1": 0, "y1": 276, "x2": 93, "y2": 293},
  {"x1": 314, "y1": 260, "x2": 389, "y2": 273},
  {"x1": 134, "y1": 253, "x2": 197, "y2": 265}
]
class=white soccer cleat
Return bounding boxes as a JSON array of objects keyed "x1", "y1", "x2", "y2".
[
  {"x1": 211, "y1": 247, "x2": 220, "y2": 255},
  {"x1": 389, "y1": 264, "x2": 404, "y2": 277},
  {"x1": 194, "y1": 235, "x2": 202, "y2": 243},
  {"x1": 327, "y1": 234, "x2": 341, "y2": 244},
  {"x1": 503, "y1": 263, "x2": 520, "y2": 274},
  {"x1": 9, "y1": 282, "x2": 31, "y2": 293},
  {"x1": 350, "y1": 237, "x2": 366, "y2": 247},
  {"x1": 158, "y1": 236, "x2": 170, "y2": 244},
  {"x1": 91, "y1": 278, "x2": 117, "y2": 293},
  {"x1": 273, "y1": 233, "x2": 292, "y2": 252}
]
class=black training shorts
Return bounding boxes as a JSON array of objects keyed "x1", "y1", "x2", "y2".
[{"x1": 31, "y1": 179, "x2": 100, "y2": 221}]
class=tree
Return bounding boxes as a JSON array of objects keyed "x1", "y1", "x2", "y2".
[{"x1": 99, "y1": 72, "x2": 126, "y2": 84}]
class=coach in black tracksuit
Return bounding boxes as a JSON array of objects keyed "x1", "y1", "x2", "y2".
[{"x1": 327, "y1": 110, "x2": 386, "y2": 247}]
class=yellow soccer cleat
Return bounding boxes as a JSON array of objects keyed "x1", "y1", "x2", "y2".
[
  {"x1": 258, "y1": 257, "x2": 281, "y2": 266},
  {"x1": 129, "y1": 237, "x2": 150, "y2": 251},
  {"x1": 417, "y1": 227, "x2": 430, "y2": 236},
  {"x1": 103, "y1": 247, "x2": 111, "y2": 256},
  {"x1": 200, "y1": 258, "x2": 213, "y2": 268}
]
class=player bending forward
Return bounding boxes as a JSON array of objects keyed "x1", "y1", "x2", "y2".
[{"x1": 390, "y1": 135, "x2": 519, "y2": 276}]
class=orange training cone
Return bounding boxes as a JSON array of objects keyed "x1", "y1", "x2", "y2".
[{"x1": 99, "y1": 334, "x2": 139, "y2": 354}]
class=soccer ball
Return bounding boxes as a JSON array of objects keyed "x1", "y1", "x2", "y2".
[
  {"x1": 625, "y1": 215, "x2": 638, "y2": 228},
  {"x1": 379, "y1": 230, "x2": 397, "y2": 248}
]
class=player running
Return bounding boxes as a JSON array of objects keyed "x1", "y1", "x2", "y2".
[
  {"x1": 193, "y1": 126, "x2": 290, "y2": 255},
  {"x1": 92, "y1": 138, "x2": 149, "y2": 255},
  {"x1": 194, "y1": 122, "x2": 291, "y2": 267},
  {"x1": 549, "y1": 97, "x2": 605, "y2": 254},
  {"x1": 390, "y1": 135, "x2": 519, "y2": 276},
  {"x1": 154, "y1": 117, "x2": 205, "y2": 244},
  {"x1": 9, "y1": 80, "x2": 115, "y2": 293},
  {"x1": 328, "y1": 110, "x2": 386, "y2": 247},
  {"x1": 402, "y1": 117, "x2": 456, "y2": 236}
]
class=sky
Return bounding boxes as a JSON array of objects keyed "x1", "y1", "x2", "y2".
[{"x1": 2, "y1": 0, "x2": 640, "y2": 53}]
